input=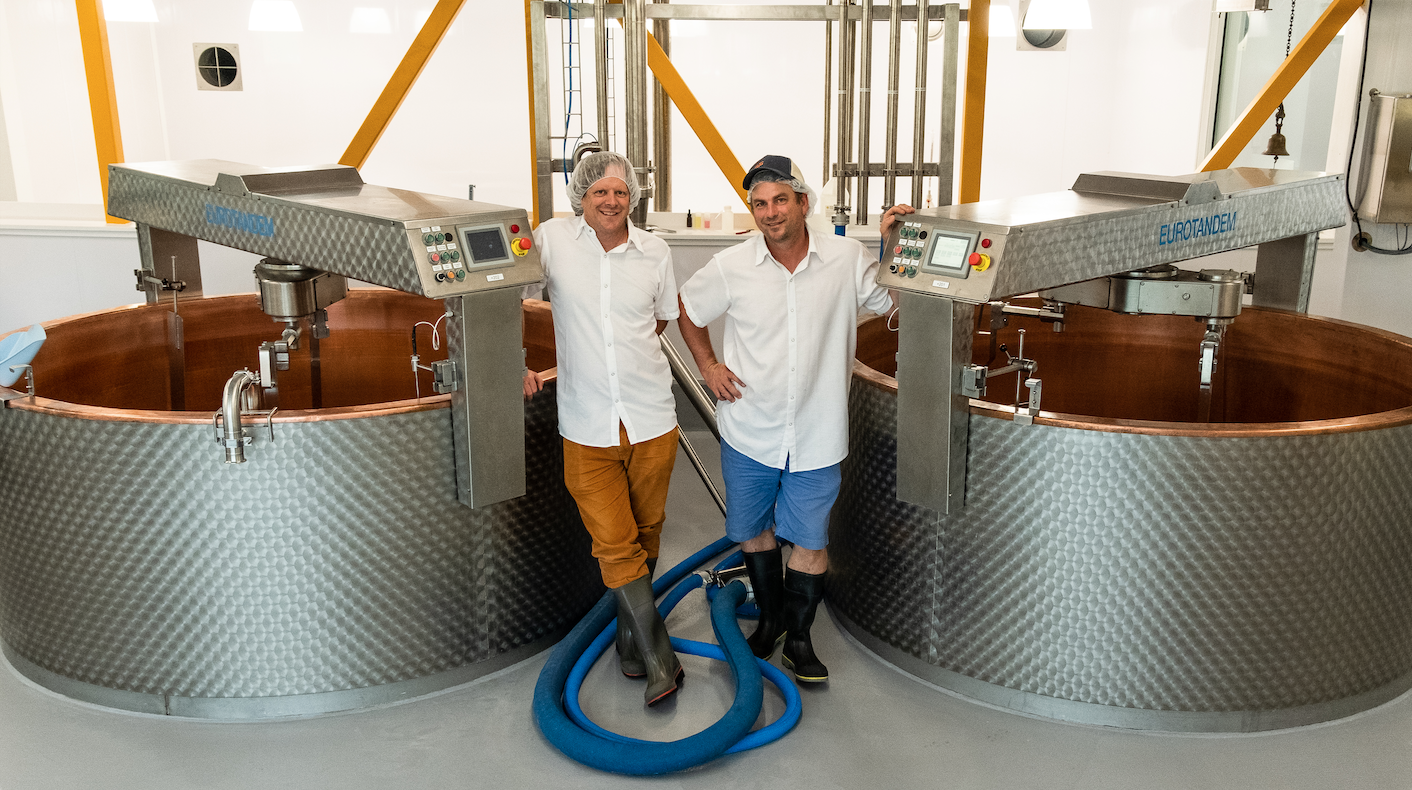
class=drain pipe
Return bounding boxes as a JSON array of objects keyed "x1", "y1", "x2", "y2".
[{"x1": 219, "y1": 369, "x2": 258, "y2": 464}]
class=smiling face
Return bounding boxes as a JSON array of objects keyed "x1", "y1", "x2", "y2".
[
  {"x1": 749, "y1": 181, "x2": 810, "y2": 249},
  {"x1": 581, "y1": 172, "x2": 631, "y2": 238}
]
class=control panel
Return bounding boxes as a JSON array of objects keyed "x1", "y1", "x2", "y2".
[
  {"x1": 876, "y1": 217, "x2": 1009, "y2": 304},
  {"x1": 405, "y1": 211, "x2": 542, "y2": 298}
]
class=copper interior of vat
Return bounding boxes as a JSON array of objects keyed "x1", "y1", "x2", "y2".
[
  {"x1": 855, "y1": 304, "x2": 1412, "y2": 432},
  {"x1": 3, "y1": 291, "x2": 559, "y2": 419}
]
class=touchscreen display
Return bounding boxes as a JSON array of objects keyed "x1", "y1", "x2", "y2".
[
  {"x1": 462, "y1": 227, "x2": 509, "y2": 264},
  {"x1": 925, "y1": 232, "x2": 973, "y2": 273}
]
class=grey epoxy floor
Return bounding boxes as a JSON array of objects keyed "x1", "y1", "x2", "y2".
[{"x1": 2, "y1": 424, "x2": 1410, "y2": 789}]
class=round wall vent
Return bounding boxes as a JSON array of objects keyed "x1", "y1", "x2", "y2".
[{"x1": 193, "y1": 43, "x2": 243, "y2": 91}]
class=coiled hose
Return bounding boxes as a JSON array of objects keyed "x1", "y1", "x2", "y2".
[{"x1": 533, "y1": 536, "x2": 803, "y2": 775}]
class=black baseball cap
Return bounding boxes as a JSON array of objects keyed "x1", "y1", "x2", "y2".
[{"x1": 742, "y1": 155, "x2": 805, "y2": 191}]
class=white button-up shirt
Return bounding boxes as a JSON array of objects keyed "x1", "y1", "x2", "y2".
[
  {"x1": 528, "y1": 215, "x2": 679, "y2": 447},
  {"x1": 679, "y1": 230, "x2": 891, "y2": 471}
]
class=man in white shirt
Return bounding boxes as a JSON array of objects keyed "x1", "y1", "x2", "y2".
[
  {"x1": 678, "y1": 155, "x2": 906, "y2": 683},
  {"x1": 523, "y1": 152, "x2": 683, "y2": 706}
]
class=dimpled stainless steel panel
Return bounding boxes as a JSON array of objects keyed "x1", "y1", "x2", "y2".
[
  {"x1": 830, "y1": 381, "x2": 1412, "y2": 728},
  {"x1": 0, "y1": 384, "x2": 601, "y2": 709},
  {"x1": 108, "y1": 165, "x2": 425, "y2": 294},
  {"x1": 993, "y1": 177, "x2": 1347, "y2": 298}
]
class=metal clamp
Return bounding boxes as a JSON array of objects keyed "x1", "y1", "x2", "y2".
[
  {"x1": 134, "y1": 269, "x2": 187, "y2": 294},
  {"x1": 964, "y1": 327, "x2": 1043, "y2": 426}
]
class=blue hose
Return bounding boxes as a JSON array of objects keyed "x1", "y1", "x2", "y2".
[{"x1": 533, "y1": 537, "x2": 803, "y2": 774}]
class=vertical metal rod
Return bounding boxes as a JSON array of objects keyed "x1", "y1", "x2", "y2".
[
  {"x1": 855, "y1": 0, "x2": 875, "y2": 226},
  {"x1": 528, "y1": 0, "x2": 553, "y2": 224},
  {"x1": 309, "y1": 328, "x2": 323, "y2": 410},
  {"x1": 623, "y1": 0, "x2": 650, "y2": 227},
  {"x1": 910, "y1": 0, "x2": 930, "y2": 208},
  {"x1": 937, "y1": 3, "x2": 959, "y2": 207},
  {"x1": 821, "y1": 0, "x2": 834, "y2": 186},
  {"x1": 652, "y1": 1, "x2": 672, "y2": 211},
  {"x1": 594, "y1": 0, "x2": 611, "y2": 151},
  {"x1": 833, "y1": 0, "x2": 855, "y2": 228},
  {"x1": 883, "y1": 0, "x2": 903, "y2": 209}
]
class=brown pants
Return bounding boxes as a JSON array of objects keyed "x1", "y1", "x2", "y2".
[{"x1": 562, "y1": 425, "x2": 678, "y2": 589}]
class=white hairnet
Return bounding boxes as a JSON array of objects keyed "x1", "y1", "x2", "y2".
[
  {"x1": 568, "y1": 152, "x2": 641, "y2": 215},
  {"x1": 746, "y1": 170, "x2": 818, "y2": 216}
]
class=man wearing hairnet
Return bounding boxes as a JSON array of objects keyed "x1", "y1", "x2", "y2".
[
  {"x1": 678, "y1": 155, "x2": 905, "y2": 683},
  {"x1": 523, "y1": 152, "x2": 684, "y2": 706}
]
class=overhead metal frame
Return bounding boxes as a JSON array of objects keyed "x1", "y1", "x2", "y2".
[{"x1": 527, "y1": 1, "x2": 967, "y2": 226}]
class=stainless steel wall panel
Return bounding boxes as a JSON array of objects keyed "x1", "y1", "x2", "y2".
[
  {"x1": 830, "y1": 379, "x2": 1412, "y2": 730},
  {"x1": 0, "y1": 384, "x2": 600, "y2": 714}
]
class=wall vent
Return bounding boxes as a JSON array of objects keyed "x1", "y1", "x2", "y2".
[{"x1": 194, "y1": 44, "x2": 242, "y2": 91}]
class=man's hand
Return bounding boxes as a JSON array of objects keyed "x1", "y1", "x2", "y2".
[
  {"x1": 523, "y1": 369, "x2": 543, "y2": 400},
  {"x1": 702, "y1": 361, "x2": 745, "y2": 402},
  {"x1": 880, "y1": 204, "x2": 916, "y2": 238}
]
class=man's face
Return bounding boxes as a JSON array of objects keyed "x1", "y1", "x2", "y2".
[
  {"x1": 581, "y1": 174, "x2": 631, "y2": 237},
  {"x1": 749, "y1": 181, "x2": 809, "y2": 248}
]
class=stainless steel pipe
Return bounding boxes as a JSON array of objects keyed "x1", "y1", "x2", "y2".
[
  {"x1": 937, "y1": 3, "x2": 959, "y2": 207},
  {"x1": 910, "y1": 0, "x2": 930, "y2": 207},
  {"x1": 855, "y1": 0, "x2": 875, "y2": 225},
  {"x1": 821, "y1": 0, "x2": 834, "y2": 186},
  {"x1": 883, "y1": 0, "x2": 903, "y2": 208},
  {"x1": 833, "y1": 0, "x2": 855, "y2": 227},
  {"x1": 652, "y1": 1, "x2": 671, "y2": 211},
  {"x1": 594, "y1": 0, "x2": 610, "y2": 151},
  {"x1": 623, "y1": 0, "x2": 650, "y2": 227}
]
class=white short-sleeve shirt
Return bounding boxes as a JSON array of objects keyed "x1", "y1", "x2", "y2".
[
  {"x1": 679, "y1": 230, "x2": 891, "y2": 471},
  {"x1": 529, "y1": 215, "x2": 679, "y2": 447}
]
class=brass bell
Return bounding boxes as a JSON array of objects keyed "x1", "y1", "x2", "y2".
[
  {"x1": 1263, "y1": 104, "x2": 1290, "y2": 158},
  {"x1": 1262, "y1": 132, "x2": 1290, "y2": 158}
]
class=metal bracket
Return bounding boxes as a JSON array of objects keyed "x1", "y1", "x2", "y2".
[
  {"x1": 432, "y1": 359, "x2": 459, "y2": 394},
  {"x1": 134, "y1": 269, "x2": 187, "y2": 294},
  {"x1": 1, "y1": 364, "x2": 35, "y2": 406}
]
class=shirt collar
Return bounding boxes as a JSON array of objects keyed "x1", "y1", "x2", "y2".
[
  {"x1": 752, "y1": 227, "x2": 818, "y2": 269},
  {"x1": 573, "y1": 213, "x2": 646, "y2": 252}
]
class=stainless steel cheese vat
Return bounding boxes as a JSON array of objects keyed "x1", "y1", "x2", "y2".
[
  {"x1": 0, "y1": 293, "x2": 598, "y2": 718},
  {"x1": 831, "y1": 305, "x2": 1412, "y2": 732}
]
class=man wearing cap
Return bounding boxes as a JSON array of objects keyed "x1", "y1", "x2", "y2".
[
  {"x1": 523, "y1": 151, "x2": 683, "y2": 706},
  {"x1": 677, "y1": 155, "x2": 908, "y2": 683}
]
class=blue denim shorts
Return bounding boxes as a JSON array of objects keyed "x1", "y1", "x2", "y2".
[{"x1": 720, "y1": 441, "x2": 842, "y2": 551}]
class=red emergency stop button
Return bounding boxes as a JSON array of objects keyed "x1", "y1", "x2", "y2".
[
  {"x1": 968, "y1": 252, "x2": 991, "y2": 272},
  {"x1": 512, "y1": 237, "x2": 533, "y2": 256}
]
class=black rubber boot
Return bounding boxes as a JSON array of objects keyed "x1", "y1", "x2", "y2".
[
  {"x1": 781, "y1": 568, "x2": 829, "y2": 683},
  {"x1": 616, "y1": 558, "x2": 657, "y2": 679},
  {"x1": 743, "y1": 548, "x2": 785, "y2": 660},
  {"x1": 613, "y1": 574, "x2": 682, "y2": 706}
]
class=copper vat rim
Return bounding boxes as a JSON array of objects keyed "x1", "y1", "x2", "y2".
[
  {"x1": 852, "y1": 307, "x2": 1412, "y2": 437},
  {"x1": 1, "y1": 293, "x2": 560, "y2": 425}
]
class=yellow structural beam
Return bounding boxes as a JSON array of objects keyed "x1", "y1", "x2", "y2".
[
  {"x1": 959, "y1": 0, "x2": 988, "y2": 204},
  {"x1": 75, "y1": 0, "x2": 125, "y2": 223},
  {"x1": 643, "y1": 32, "x2": 748, "y2": 205},
  {"x1": 605, "y1": 0, "x2": 748, "y2": 204},
  {"x1": 1200, "y1": 0, "x2": 1363, "y2": 172},
  {"x1": 341, "y1": 0, "x2": 467, "y2": 169}
]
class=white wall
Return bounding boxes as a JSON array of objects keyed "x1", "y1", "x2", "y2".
[{"x1": 1331, "y1": 0, "x2": 1412, "y2": 337}]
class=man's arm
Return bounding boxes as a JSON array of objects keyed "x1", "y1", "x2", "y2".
[
  {"x1": 677, "y1": 295, "x2": 745, "y2": 402},
  {"x1": 656, "y1": 319, "x2": 669, "y2": 336}
]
